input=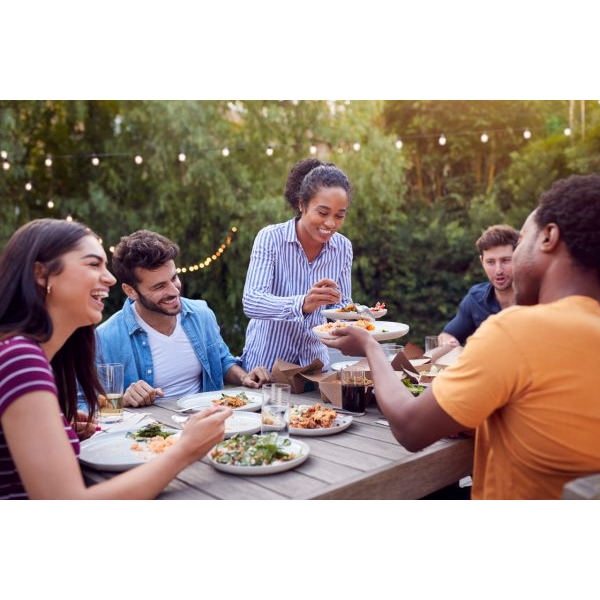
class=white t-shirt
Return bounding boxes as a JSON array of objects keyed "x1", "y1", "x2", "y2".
[{"x1": 133, "y1": 307, "x2": 203, "y2": 398}]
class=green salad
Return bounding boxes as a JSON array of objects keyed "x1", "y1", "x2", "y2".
[
  {"x1": 210, "y1": 433, "x2": 297, "y2": 466},
  {"x1": 127, "y1": 423, "x2": 175, "y2": 441},
  {"x1": 402, "y1": 377, "x2": 426, "y2": 396}
]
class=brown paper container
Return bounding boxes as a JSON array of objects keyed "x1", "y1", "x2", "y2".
[{"x1": 271, "y1": 358, "x2": 324, "y2": 394}]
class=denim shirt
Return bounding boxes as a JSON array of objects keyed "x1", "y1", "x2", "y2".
[
  {"x1": 95, "y1": 297, "x2": 240, "y2": 395},
  {"x1": 442, "y1": 282, "x2": 501, "y2": 345}
]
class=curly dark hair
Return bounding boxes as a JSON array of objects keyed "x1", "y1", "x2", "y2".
[
  {"x1": 112, "y1": 230, "x2": 179, "y2": 287},
  {"x1": 535, "y1": 174, "x2": 600, "y2": 278},
  {"x1": 475, "y1": 224, "x2": 519, "y2": 254},
  {"x1": 284, "y1": 158, "x2": 352, "y2": 213}
]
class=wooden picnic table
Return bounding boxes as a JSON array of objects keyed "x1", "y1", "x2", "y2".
[{"x1": 81, "y1": 388, "x2": 474, "y2": 500}]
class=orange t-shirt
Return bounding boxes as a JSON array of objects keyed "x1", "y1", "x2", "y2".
[{"x1": 432, "y1": 295, "x2": 600, "y2": 499}]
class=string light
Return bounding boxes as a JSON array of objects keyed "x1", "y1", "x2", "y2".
[
  {"x1": 353, "y1": 142, "x2": 361, "y2": 152},
  {"x1": 0, "y1": 150, "x2": 7, "y2": 159},
  {"x1": 523, "y1": 129, "x2": 532, "y2": 140},
  {"x1": 109, "y1": 246, "x2": 115, "y2": 253},
  {"x1": 2, "y1": 161, "x2": 9, "y2": 171},
  {"x1": 25, "y1": 182, "x2": 33, "y2": 191},
  {"x1": 309, "y1": 145, "x2": 317, "y2": 155},
  {"x1": 395, "y1": 139, "x2": 403, "y2": 150},
  {"x1": 47, "y1": 200, "x2": 54, "y2": 208},
  {"x1": 66, "y1": 215, "x2": 73, "y2": 222},
  {"x1": 178, "y1": 152, "x2": 187, "y2": 162},
  {"x1": 564, "y1": 127, "x2": 572, "y2": 136},
  {"x1": 134, "y1": 155, "x2": 143, "y2": 164},
  {"x1": 480, "y1": 132, "x2": 489, "y2": 143},
  {"x1": 91, "y1": 156, "x2": 100, "y2": 166},
  {"x1": 266, "y1": 146, "x2": 274, "y2": 156},
  {"x1": 45, "y1": 156, "x2": 53, "y2": 167},
  {"x1": 438, "y1": 134, "x2": 447, "y2": 146},
  {"x1": 222, "y1": 148, "x2": 230, "y2": 157}
]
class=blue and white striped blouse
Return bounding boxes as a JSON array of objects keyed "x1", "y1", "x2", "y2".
[{"x1": 241, "y1": 218, "x2": 353, "y2": 372}]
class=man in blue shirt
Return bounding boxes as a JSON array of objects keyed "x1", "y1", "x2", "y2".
[
  {"x1": 96, "y1": 230, "x2": 270, "y2": 407},
  {"x1": 439, "y1": 224, "x2": 519, "y2": 347}
]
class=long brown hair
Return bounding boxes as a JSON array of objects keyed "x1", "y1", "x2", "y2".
[{"x1": 0, "y1": 219, "x2": 102, "y2": 423}]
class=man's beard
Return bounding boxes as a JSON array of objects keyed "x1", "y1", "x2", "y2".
[{"x1": 136, "y1": 290, "x2": 181, "y2": 316}]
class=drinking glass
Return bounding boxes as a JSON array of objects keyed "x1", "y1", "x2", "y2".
[
  {"x1": 381, "y1": 343, "x2": 404, "y2": 362},
  {"x1": 97, "y1": 363, "x2": 124, "y2": 424},
  {"x1": 424, "y1": 336, "x2": 440, "y2": 354},
  {"x1": 261, "y1": 383, "x2": 290, "y2": 437},
  {"x1": 341, "y1": 366, "x2": 367, "y2": 414}
]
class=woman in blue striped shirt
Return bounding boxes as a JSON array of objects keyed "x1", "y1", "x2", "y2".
[{"x1": 242, "y1": 159, "x2": 354, "y2": 371}]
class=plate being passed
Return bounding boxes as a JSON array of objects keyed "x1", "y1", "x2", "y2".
[
  {"x1": 322, "y1": 308, "x2": 387, "y2": 320},
  {"x1": 176, "y1": 389, "x2": 262, "y2": 413},
  {"x1": 208, "y1": 434, "x2": 309, "y2": 476},
  {"x1": 314, "y1": 320, "x2": 409, "y2": 342},
  {"x1": 330, "y1": 360, "x2": 360, "y2": 371},
  {"x1": 79, "y1": 429, "x2": 180, "y2": 472}
]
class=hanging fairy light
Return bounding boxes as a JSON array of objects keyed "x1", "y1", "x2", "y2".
[
  {"x1": 353, "y1": 142, "x2": 361, "y2": 152},
  {"x1": 109, "y1": 246, "x2": 115, "y2": 253},
  {"x1": 564, "y1": 127, "x2": 572, "y2": 136},
  {"x1": 25, "y1": 181, "x2": 33, "y2": 191},
  {"x1": 523, "y1": 129, "x2": 532, "y2": 140},
  {"x1": 480, "y1": 132, "x2": 489, "y2": 143},
  {"x1": 2, "y1": 161, "x2": 9, "y2": 171},
  {"x1": 309, "y1": 145, "x2": 317, "y2": 155},
  {"x1": 0, "y1": 150, "x2": 7, "y2": 159},
  {"x1": 134, "y1": 155, "x2": 143, "y2": 164},
  {"x1": 178, "y1": 152, "x2": 187, "y2": 162},
  {"x1": 91, "y1": 156, "x2": 100, "y2": 166},
  {"x1": 438, "y1": 134, "x2": 447, "y2": 146},
  {"x1": 266, "y1": 146, "x2": 274, "y2": 156},
  {"x1": 45, "y1": 156, "x2": 53, "y2": 167},
  {"x1": 222, "y1": 147, "x2": 230, "y2": 157},
  {"x1": 395, "y1": 139, "x2": 403, "y2": 150},
  {"x1": 66, "y1": 215, "x2": 73, "y2": 222},
  {"x1": 47, "y1": 200, "x2": 54, "y2": 209}
]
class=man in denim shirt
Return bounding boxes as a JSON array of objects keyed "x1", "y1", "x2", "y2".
[
  {"x1": 439, "y1": 224, "x2": 519, "y2": 347},
  {"x1": 96, "y1": 230, "x2": 270, "y2": 407}
]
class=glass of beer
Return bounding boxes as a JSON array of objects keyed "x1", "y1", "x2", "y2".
[
  {"x1": 97, "y1": 363, "x2": 124, "y2": 424},
  {"x1": 341, "y1": 366, "x2": 367, "y2": 414}
]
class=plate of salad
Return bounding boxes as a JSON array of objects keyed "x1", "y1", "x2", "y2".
[
  {"x1": 207, "y1": 432, "x2": 310, "y2": 475},
  {"x1": 176, "y1": 389, "x2": 262, "y2": 412}
]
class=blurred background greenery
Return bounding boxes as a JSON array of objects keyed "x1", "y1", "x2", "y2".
[{"x1": 1, "y1": 100, "x2": 599, "y2": 353}]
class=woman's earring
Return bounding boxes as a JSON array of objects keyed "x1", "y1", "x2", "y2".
[{"x1": 46, "y1": 285, "x2": 51, "y2": 295}]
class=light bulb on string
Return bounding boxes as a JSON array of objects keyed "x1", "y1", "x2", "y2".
[
  {"x1": 176, "y1": 268, "x2": 181, "y2": 274},
  {"x1": 178, "y1": 152, "x2": 187, "y2": 162},
  {"x1": 564, "y1": 127, "x2": 572, "y2": 136},
  {"x1": 353, "y1": 142, "x2": 361, "y2": 152},
  {"x1": 47, "y1": 200, "x2": 54, "y2": 209},
  {"x1": 266, "y1": 147, "x2": 274, "y2": 156},
  {"x1": 438, "y1": 134, "x2": 447, "y2": 146},
  {"x1": 231, "y1": 226, "x2": 238, "y2": 233},
  {"x1": 25, "y1": 182, "x2": 33, "y2": 191},
  {"x1": 395, "y1": 139, "x2": 403, "y2": 150},
  {"x1": 480, "y1": 132, "x2": 489, "y2": 143},
  {"x1": 66, "y1": 215, "x2": 73, "y2": 222},
  {"x1": 109, "y1": 246, "x2": 115, "y2": 253},
  {"x1": 134, "y1": 155, "x2": 143, "y2": 165},
  {"x1": 523, "y1": 129, "x2": 532, "y2": 140},
  {"x1": 91, "y1": 156, "x2": 100, "y2": 166},
  {"x1": 45, "y1": 156, "x2": 53, "y2": 167},
  {"x1": 2, "y1": 161, "x2": 9, "y2": 171},
  {"x1": 181, "y1": 268, "x2": 187, "y2": 273},
  {"x1": 222, "y1": 148, "x2": 230, "y2": 157},
  {"x1": 0, "y1": 150, "x2": 7, "y2": 159},
  {"x1": 309, "y1": 145, "x2": 317, "y2": 155}
]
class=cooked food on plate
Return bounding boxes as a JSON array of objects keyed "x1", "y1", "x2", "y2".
[
  {"x1": 210, "y1": 433, "x2": 298, "y2": 466},
  {"x1": 402, "y1": 377, "x2": 426, "y2": 396},
  {"x1": 127, "y1": 422, "x2": 176, "y2": 441},
  {"x1": 211, "y1": 392, "x2": 249, "y2": 408},
  {"x1": 127, "y1": 423, "x2": 179, "y2": 455},
  {"x1": 290, "y1": 404, "x2": 338, "y2": 429},
  {"x1": 336, "y1": 301, "x2": 386, "y2": 313},
  {"x1": 315, "y1": 319, "x2": 376, "y2": 333}
]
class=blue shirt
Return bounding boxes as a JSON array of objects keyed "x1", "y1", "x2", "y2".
[
  {"x1": 443, "y1": 282, "x2": 501, "y2": 345},
  {"x1": 241, "y1": 218, "x2": 353, "y2": 371},
  {"x1": 95, "y1": 297, "x2": 240, "y2": 396}
]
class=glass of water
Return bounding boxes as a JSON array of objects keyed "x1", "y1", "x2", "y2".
[
  {"x1": 424, "y1": 336, "x2": 440, "y2": 354},
  {"x1": 381, "y1": 343, "x2": 404, "y2": 362},
  {"x1": 261, "y1": 383, "x2": 290, "y2": 438}
]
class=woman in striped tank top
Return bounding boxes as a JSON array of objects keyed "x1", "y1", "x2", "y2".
[
  {"x1": 0, "y1": 219, "x2": 231, "y2": 499},
  {"x1": 241, "y1": 159, "x2": 354, "y2": 372}
]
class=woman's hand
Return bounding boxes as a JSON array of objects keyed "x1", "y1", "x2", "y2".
[
  {"x1": 178, "y1": 406, "x2": 232, "y2": 462},
  {"x1": 302, "y1": 278, "x2": 341, "y2": 313},
  {"x1": 321, "y1": 325, "x2": 376, "y2": 357},
  {"x1": 74, "y1": 410, "x2": 97, "y2": 441}
]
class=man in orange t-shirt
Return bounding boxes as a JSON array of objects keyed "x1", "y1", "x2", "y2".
[{"x1": 324, "y1": 174, "x2": 600, "y2": 499}]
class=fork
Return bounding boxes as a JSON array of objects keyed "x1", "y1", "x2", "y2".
[{"x1": 354, "y1": 303, "x2": 376, "y2": 321}]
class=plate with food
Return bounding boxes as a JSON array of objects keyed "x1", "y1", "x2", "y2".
[
  {"x1": 313, "y1": 320, "x2": 409, "y2": 342},
  {"x1": 208, "y1": 432, "x2": 309, "y2": 475},
  {"x1": 79, "y1": 423, "x2": 180, "y2": 472},
  {"x1": 176, "y1": 389, "x2": 262, "y2": 413},
  {"x1": 289, "y1": 404, "x2": 353, "y2": 437},
  {"x1": 322, "y1": 302, "x2": 387, "y2": 320}
]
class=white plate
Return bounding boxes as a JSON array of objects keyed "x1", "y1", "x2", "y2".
[
  {"x1": 290, "y1": 414, "x2": 353, "y2": 437},
  {"x1": 176, "y1": 389, "x2": 262, "y2": 412},
  {"x1": 409, "y1": 358, "x2": 430, "y2": 367},
  {"x1": 322, "y1": 308, "x2": 387, "y2": 320},
  {"x1": 314, "y1": 321, "x2": 409, "y2": 342},
  {"x1": 79, "y1": 430, "x2": 180, "y2": 472},
  {"x1": 224, "y1": 412, "x2": 261, "y2": 438},
  {"x1": 208, "y1": 436, "x2": 309, "y2": 475},
  {"x1": 330, "y1": 360, "x2": 360, "y2": 371}
]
